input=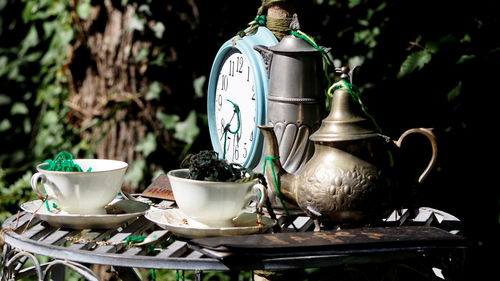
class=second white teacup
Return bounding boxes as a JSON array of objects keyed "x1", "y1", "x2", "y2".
[
  {"x1": 31, "y1": 159, "x2": 128, "y2": 215},
  {"x1": 167, "y1": 169, "x2": 267, "y2": 227}
]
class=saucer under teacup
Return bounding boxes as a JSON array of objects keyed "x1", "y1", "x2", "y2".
[
  {"x1": 145, "y1": 208, "x2": 275, "y2": 238},
  {"x1": 21, "y1": 198, "x2": 149, "y2": 229}
]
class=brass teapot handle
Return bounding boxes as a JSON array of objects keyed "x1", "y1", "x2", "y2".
[{"x1": 394, "y1": 128, "x2": 438, "y2": 183}]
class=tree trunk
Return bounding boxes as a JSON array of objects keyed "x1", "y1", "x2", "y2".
[{"x1": 66, "y1": 0, "x2": 158, "y2": 193}]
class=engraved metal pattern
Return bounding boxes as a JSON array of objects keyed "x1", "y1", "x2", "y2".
[{"x1": 298, "y1": 165, "x2": 380, "y2": 217}]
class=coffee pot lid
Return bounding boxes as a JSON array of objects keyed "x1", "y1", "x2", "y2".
[
  {"x1": 269, "y1": 35, "x2": 319, "y2": 53},
  {"x1": 309, "y1": 87, "x2": 378, "y2": 142},
  {"x1": 269, "y1": 14, "x2": 321, "y2": 53}
]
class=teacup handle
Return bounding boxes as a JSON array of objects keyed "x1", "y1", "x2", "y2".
[
  {"x1": 31, "y1": 172, "x2": 48, "y2": 197},
  {"x1": 252, "y1": 183, "x2": 268, "y2": 209},
  {"x1": 394, "y1": 128, "x2": 438, "y2": 183}
]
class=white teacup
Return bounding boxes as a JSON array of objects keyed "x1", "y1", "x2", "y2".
[
  {"x1": 31, "y1": 159, "x2": 128, "y2": 214},
  {"x1": 167, "y1": 169, "x2": 267, "y2": 227}
]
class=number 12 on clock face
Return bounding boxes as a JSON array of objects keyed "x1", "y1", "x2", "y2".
[{"x1": 214, "y1": 50, "x2": 257, "y2": 166}]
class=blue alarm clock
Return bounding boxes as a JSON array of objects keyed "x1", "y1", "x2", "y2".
[{"x1": 207, "y1": 27, "x2": 278, "y2": 169}]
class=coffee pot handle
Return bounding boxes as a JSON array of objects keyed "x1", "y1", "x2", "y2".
[{"x1": 394, "y1": 128, "x2": 438, "y2": 183}]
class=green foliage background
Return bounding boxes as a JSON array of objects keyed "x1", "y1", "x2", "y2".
[{"x1": 1, "y1": 0, "x2": 499, "y2": 279}]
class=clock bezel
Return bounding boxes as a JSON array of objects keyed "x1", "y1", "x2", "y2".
[{"x1": 207, "y1": 27, "x2": 278, "y2": 169}]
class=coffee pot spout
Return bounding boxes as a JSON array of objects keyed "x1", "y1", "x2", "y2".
[{"x1": 258, "y1": 125, "x2": 298, "y2": 204}]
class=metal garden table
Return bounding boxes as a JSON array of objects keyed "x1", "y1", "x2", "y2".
[{"x1": 1, "y1": 198, "x2": 466, "y2": 281}]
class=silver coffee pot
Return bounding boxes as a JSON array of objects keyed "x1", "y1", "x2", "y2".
[{"x1": 254, "y1": 23, "x2": 327, "y2": 174}]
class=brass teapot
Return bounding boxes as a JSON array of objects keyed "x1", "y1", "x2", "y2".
[{"x1": 259, "y1": 83, "x2": 437, "y2": 230}]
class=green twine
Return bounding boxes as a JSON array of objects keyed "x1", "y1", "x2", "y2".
[
  {"x1": 44, "y1": 198, "x2": 58, "y2": 212},
  {"x1": 254, "y1": 14, "x2": 267, "y2": 26},
  {"x1": 43, "y1": 152, "x2": 91, "y2": 172},
  {"x1": 222, "y1": 99, "x2": 241, "y2": 159},
  {"x1": 176, "y1": 270, "x2": 185, "y2": 281},
  {"x1": 150, "y1": 269, "x2": 156, "y2": 281},
  {"x1": 124, "y1": 235, "x2": 157, "y2": 280},
  {"x1": 233, "y1": 15, "x2": 267, "y2": 46},
  {"x1": 290, "y1": 29, "x2": 335, "y2": 85},
  {"x1": 263, "y1": 156, "x2": 297, "y2": 231},
  {"x1": 45, "y1": 199, "x2": 51, "y2": 212},
  {"x1": 233, "y1": 0, "x2": 295, "y2": 45},
  {"x1": 327, "y1": 79, "x2": 383, "y2": 134},
  {"x1": 290, "y1": 30, "x2": 334, "y2": 67},
  {"x1": 125, "y1": 235, "x2": 147, "y2": 245}
]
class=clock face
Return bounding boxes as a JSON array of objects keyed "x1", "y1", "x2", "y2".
[
  {"x1": 207, "y1": 26, "x2": 278, "y2": 169},
  {"x1": 214, "y1": 50, "x2": 256, "y2": 165}
]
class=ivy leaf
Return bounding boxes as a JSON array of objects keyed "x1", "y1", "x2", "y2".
[
  {"x1": 0, "y1": 94, "x2": 11, "y2": 106},
  {"x1": 193, "y1": 76, "x2": 206, "y2": 98},
  {"x1": 397, "y1": 50, "x2": 432, "y2": 78},
  {"x1": 145, "y1": 81, "x2": 161, "y2": 100},
  {"x1": 135, "y1": 132, "x2": 157, "y2": 157},
  {"x1": 457, "y1": 54, "x2": 475, "y2": 64},
  {"x1": 348, "y1": 0, "x2": 361, "y2": 8},
  {"x1": 156, "y1": 112, "x2": 179, "y2": 129},
  {"x1": 76, "y1": 0, "x2": 92, "y2": 20},
  {"x1": 129, "y1": 15, "x2": 144, "y2": 31},
  {"x1": 152, "y1": 22, "x2": 165, "y2": 39},
  {"x1": 447, "y1": 81, "x2": 462, "y2": 102},
  {"x1": 0, "y1": 119, "x2": 11, "y2": 132},
  {"x1": 20, "y1": 25, "x2": 39, "y2": 55},
  {"x1": 11, "y1": 102, "x2": 28, "y2": 115},
  {"x1": 174, "y1": 110, "x2": 199, "y2": 144},
  {"x1": 124, "y1": 159, "x2": 146, "y2": 188}
]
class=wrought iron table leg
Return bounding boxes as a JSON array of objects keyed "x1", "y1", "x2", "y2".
[
  {"x1": 195, "y1": 270, "x2": 203, "y2": 281},
  {"x1": 113, "y1": 266, "x2": 142, "y2": 281},
  {"x1": 1, "y1": 245, "x2": 100, "y2": 281}
]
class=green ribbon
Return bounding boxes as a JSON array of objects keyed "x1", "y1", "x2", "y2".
[
  {"x1": 291, "y1": 30, "x2": 334, "y2": 66},
  {"x1": 176, "y1": 270, "x2": 185, "y2": 281},
  {"x1": 254, "y1": 14, "x2": 267, "y2": 26},
  {"x1": 44, "y1": 199, "x2": 58, "y2": 212},
  {"x1": 124, "y1": 235, "x2": 158, "y2": 280},
  {"x1": 125, "y1": 235, "x2": 147, "y2": 245},
  {"x1": 290, "y1": 29, "x2": 335, "y2": 85},
  {"x1": 263, "y1": 156, "x2": 297, "y2": 231},
  {"x1": 43, "y1": 151, "x2": 91, "y2": 172},
  {"x1": 327, "y1": 79, "x2": 383, "y2": 134}
]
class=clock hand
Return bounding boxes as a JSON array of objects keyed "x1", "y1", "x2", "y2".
[
  {"x1": 219, "y1": 110, "x2": 237, "y2": 142},
  {"x1": 225, "y1": 99, "x2": 241, "y2": 134},
  {"x1": 222, "y1": 99, "x2": 241, "y2": 159}
]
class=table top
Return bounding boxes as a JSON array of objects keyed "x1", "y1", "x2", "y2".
[{"x1": 1, "y1": 199, "x2": 465, "y2": 272}]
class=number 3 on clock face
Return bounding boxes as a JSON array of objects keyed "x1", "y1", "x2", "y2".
[{"x1": 207, "y1": 27, "x2": 278, "y2": 169}]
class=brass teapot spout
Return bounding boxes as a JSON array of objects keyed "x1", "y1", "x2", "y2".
[{"x1": 258, "y1": 87, "x2": 438, "y2": 230}]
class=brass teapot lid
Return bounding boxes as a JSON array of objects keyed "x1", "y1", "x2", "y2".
[{"x1": 309, "y1": 85, "x2": 378, "y2": 142}]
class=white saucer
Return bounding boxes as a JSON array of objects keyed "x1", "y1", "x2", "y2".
[
  {"x1": 21, "y1": 199, "x2": 150, "y2": 229},
  {"x1": 145, "y1": 208, "x2": 275, "y2": 238}
]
